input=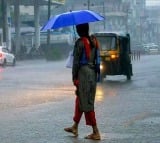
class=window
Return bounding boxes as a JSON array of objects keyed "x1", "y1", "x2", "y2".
[{"x1": 97, "y1": 36, "x2": 116, "y2": 51}]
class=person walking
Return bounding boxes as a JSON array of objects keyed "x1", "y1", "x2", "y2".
[{"x1": 64, "y1": 23, "x2": 101, "y2": 140}]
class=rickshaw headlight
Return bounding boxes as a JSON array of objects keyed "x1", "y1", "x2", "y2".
[
  {"x1": 100, "y1": 64, "x2": 103, "y2": 70},
  {"x1": 110, "y1": 54, "x2": 116, "y2": 59}
]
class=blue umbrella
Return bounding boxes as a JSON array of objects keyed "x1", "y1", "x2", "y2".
[{"x1": 41, "y1": 10, "x2": 104, "y2": 31}]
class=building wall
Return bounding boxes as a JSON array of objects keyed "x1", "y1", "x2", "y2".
[
  {"x1": 62, "y1": 0, "x2": 146, "y2": 47},
  {"x1": 145, "y1": 6, "x2": 160, "y2": 46},
  {"x1": 10, "y1": 0, "x2": 148, "y2": 49}
]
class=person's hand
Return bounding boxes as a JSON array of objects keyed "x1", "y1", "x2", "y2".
[
  {"x1": 73, "y1": 79, "x2": 79, "y2": 86},
  {"x1": 96, "y1": 64, "x2": 100, "y2": 74},
  {"x1": 96, "y1": 64, "x2": 100, "y2": 82}
]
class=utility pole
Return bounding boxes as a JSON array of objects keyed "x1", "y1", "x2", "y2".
[
  {"x1": 47, "y1": 0, "x2": 51, "y2": 50},
  {"x1": 102, "y1": 2, "x2": 106, "y2": 30},
  {"x1": 87, "y1": 0, "x2": 90, "y2": 10},
  {"x1": 2, "y1": 0, "x2": 6, "y2": 45},
  {"x1": 34, "y1": 0, "x2": 40, "y2": 50},
  {"x1": 14, "y1": 0, "x2": 20, "y2": 55},
  {"x1": 126, "y1": 8, "x2": 129, "y2": 33},
  {"x1": 125, "y1": 2, "x2": 131, "y2": 34}
]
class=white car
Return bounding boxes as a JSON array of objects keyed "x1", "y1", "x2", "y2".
[
  {"x1": 0, "y1": 46, "x2": 16, "y2": 66},
  {"x1": 143, "y1": 43, "x2": 159, "y2": 54}
]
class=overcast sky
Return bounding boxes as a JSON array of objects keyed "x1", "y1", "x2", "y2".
[{"x1": 146, "y1": 0, "x2": 160, "y2": 6}]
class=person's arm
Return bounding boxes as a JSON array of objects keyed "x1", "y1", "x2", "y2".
[
  {"x1": 72, "y1": 39, "x2": 83, "y2": 83},
  {"x1": 96, "y1": 48, "x2": 101, "y2": 82},
  {"x1": 91, "y1": 35, "x2": 101, "y2": 82}
]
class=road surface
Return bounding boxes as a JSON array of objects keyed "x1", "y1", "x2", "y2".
[{"x1": 0, "y1": 55, "x2": 160, "y2": 143}]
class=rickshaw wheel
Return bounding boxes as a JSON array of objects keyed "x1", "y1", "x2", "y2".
[{"x1": 127, "y1": 74, "x2": 131, "y2": 80}]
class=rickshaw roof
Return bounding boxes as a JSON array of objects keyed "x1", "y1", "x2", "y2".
[{"x1": 94, "y1": 31, "x2": 128, "y2": 37}]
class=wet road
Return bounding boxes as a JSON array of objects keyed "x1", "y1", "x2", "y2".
[{"x1": 0, "y1": 55, "x2": 160, "y2": 143}]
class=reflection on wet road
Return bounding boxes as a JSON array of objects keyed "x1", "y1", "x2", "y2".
[
  {"x1": 0, "y1": 56, "x2": 160, "y2": 143},
  {"x1": 0, "y1": 85, "x2": 76, "y2": 110}
]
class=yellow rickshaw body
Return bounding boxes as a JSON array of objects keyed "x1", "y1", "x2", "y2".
[{"x1": 94, "y1": 32, "x2": 133, "y2": 80}]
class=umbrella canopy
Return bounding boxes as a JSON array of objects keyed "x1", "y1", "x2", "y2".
[{"x1": 41, "y1": 10, "x2": 104, "y2": 31}]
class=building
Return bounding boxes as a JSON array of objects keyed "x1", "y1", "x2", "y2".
[
  {"x1": 145, "y1": 5, "x2": 160, "y2": 46},
  {"x1": 64, "y1": 0, "x2": 146, "y2": 47},
  {"x1": 0, "y1": 0, "x2": 63, "y2": 58}
]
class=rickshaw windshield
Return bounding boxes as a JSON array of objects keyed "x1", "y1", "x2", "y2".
[{"x1": 97, "y1": 36, "x2": 116, "y2": 51}]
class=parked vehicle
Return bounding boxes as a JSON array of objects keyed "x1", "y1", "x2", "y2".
[
  {"x1": 143, "y1": 43, "x2": 159, "y2": 54},
  {"x1": 94, "y1": 32, "x2": 133, "y2": 81},
  {"x1": 0, "y1": 46, "x2": 16, "y2": 66},
  {"x1": 132, "y1": 44, "x2": 146, "y2": 54}
]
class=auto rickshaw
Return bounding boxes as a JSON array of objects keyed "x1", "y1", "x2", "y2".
[{"x1": 94, "y1": 32, "x2": 133, "y2": 81}]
